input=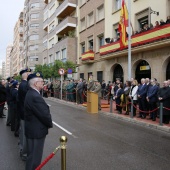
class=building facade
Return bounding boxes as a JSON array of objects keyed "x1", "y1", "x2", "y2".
[
  {"x1": 42, "y1": 0, "x2": 77, "y2": 65},
  {"x1": 2, "y1": 62, "x2": 6, "y2": 79},
  {"x1": 23, "y1": 0, "x2": 45, "y2": 70},
  {"x1": 10, "y1": 12, "x2": 24, "y2": 75},
  {"x1": 5, "y1": 44, "x2": 13, "y2": 78},
  {"x1": 78, "y1": 0, "x2": 170, "y2": 84}
]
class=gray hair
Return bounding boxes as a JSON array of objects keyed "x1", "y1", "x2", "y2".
[{"x1": 29, "y1": 78, "x2": 40, "y2": 88}]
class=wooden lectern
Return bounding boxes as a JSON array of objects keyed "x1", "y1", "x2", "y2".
[{"x1": 87, "y1": 91, "x2": 98, "y2": 113}]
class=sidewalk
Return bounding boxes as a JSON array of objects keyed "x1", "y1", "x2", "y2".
[{"x1": 47, "y1": 97, "x2": 170, "y2": 133}]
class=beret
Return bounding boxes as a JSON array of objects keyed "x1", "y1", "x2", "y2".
[
  {"x1": 6, "y1": 77, "x2": 11, "y2": 81},
  {"x1": 27, "y1": 72, "x2": 43, "y2": 81},
  {"x1": 11, "y1": 81, "x2": 19, "y2": 88},
  {"x1": 20, "y1": 68, "x2": 32, "y2": 75}
]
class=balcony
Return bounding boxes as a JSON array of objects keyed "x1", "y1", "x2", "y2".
[
  {"x1": 52, "y1": 16, "x2": 77, "y2": 37},
  {"x1": 100, "y1": 23, "x2": 170, "y2": 58},
  {"x1": 81, "y1": 50, "x2": 94, "y2": 62},
  {"x1": 56, "y1": 0, "x2": 77, "y2": 18}
]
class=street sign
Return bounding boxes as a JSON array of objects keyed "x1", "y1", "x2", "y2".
[
  {"x1": 58, "y1": 68, "x2": 65, "y2": 75},
  {"x1": 67, "y1": 68, "x2": 72, "y2": 74}
]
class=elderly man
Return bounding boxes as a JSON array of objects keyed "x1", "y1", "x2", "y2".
[
  {"x1": 146, "y1": 79, "x2": 159, "y2": 121},
  {"x1": 25, "y1": 72, "x2": 53, "y2": 170},
  {"x1": 18, "y1": 68, "x2": 32, "y2": 160},
  {"x1": 137, "y1": 78, "x2": 147, "y2": 118},
  {"x1": 87, "y1": 74, "x2": 95, "y2": 91},
  {"x1": 158, "y1": 81, "x2": 170, "y2": 124}
]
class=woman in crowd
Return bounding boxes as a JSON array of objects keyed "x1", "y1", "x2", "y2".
[
  {"x1": 129, "y1": 79, "x2": 138, "y2": 116},
  {"x1": 123, "y1": 81, "x2": 131, "y2": 115},
  {"x1": 115, "y1": 83, "x2": 124, "y2": 114}
]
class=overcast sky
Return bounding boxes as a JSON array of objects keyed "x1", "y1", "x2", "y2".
[{"x1": 0, "y1": 0, "x2": 24, "y2": 68}]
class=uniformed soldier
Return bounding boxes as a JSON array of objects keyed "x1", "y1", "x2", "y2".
[
  {"x1": 87, "y1": 74, "x2": 95, "y2": 91},
  {"x1": 18, "y1": 68, "x2": 32, "y2": 161},
  {"x1": 25, "y1": 72, "x2": 53, "y2": 170},
  {"x1": 92, "y1": 80, "x2": 102, "y2": 110}
]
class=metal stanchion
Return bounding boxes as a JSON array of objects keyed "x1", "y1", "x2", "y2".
[
  {"x1": 159, "y1": 102, "x2": 163, "y2": 126},
  {"x1": 60, "y1": 136, "x2": 67, "y2": 170},
  {"x1": 110, "y1": 97, "x2": 113, "y2": 113},
  {"x1": 130, "y1": 99, "x2": 133, "y2": 118}
]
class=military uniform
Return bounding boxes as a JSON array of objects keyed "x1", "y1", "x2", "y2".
[{"x1": 93, "y1": 81, "x2": 102, "y2": 110}]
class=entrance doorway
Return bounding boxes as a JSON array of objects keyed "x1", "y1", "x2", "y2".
[
  {"x1": 113, "y1": 64, "x2": 123, "y2": 83},
  {"x1": 135, "y1": 60, "x2": 151, "y2": 83},
  {"x1": 166, "y1": 62, "x2": 170, "y2": 80}
]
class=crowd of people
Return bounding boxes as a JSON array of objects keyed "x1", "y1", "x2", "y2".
[
  {"x1": 41, "y1": 75, "x2": 170, "y2": 124},
  {"x1": 0, "y1": 69, "x2": 53, "y2": 170},
  {"x1": 109, "y1": 16, "x2": 170, "y2": 43}
]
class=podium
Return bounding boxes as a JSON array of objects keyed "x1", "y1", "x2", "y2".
[{"x1": 87, "y1": 91, "x2": 98, "y2": 113}]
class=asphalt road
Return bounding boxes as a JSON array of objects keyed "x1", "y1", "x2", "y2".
[{"x1": 1, "y1": 98, "x2": 170, "y2": 170}]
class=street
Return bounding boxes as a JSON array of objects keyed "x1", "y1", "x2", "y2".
[{"x1": 0, "y1": 99, "x2": 170, "y2": 170}]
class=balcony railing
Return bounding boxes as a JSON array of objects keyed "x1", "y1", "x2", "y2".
[
  {"x1": 56, "y1": 0, "x2": 77, "y2": 18},
  {"x1": 100, "y1": 23, "x2": 170, "y2": 56},
  {"x1": 81, "y1": 50, "x2": 94, "y2": 61},
  {"x1": 54, "y1": 16, "x2": 77, "y2": 36}
]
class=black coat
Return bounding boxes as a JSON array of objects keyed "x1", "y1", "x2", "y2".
[
  {"x1": 158, "y1": 87, "x2": 170, "y2": 115},
  {"x1": 24, "y1": 88, "x2": 53, "y2": 139},
  {"x1": 18, "y1": 80, "x2": 28, "y2": 120},
  {"x1": 0, "y1": 84, "x2": 6, "y2": 103}
]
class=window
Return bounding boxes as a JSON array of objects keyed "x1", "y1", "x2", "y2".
[
  {"x1": 80, "y1": 17, "x2": 86, "y2": 31},
  {"x1": 87, "y1": 12, "x2": 94, "y2": 27},
  {"x1": 62, "y1": 48, "x2": 66, "y2": 59},
  {"x1": 113, "y1": 24, "x2": 120, "y2": 41},
  {"x1": 115, "y1": 0, "x2": 122, "y2": 10},
  {"x1": 30, "y1": 3, "x2": 40, "y2": 9},
  {"x1": 49, "y1": 4, "x2": 55, "y2": 17},
  {"x1": 49, "y1": 54, "x2": 54, "y2": 64},
  {"x1": 29, "y1": 56, "x2": 38, "y2": 61},
  {"x1": 30, "y1": 23, "x2": 39, "y2": 28},
  {"x1": 44, "y1": 11, "x2": 48, "y2": 21},
  {"x1": 81, "y1": 42, "x2": 85, "y2": 54},
  {"x1": 97, "y1": 71, "x2": 103, "y2": 84},
  {"x1": 96, "y1": 4, "x2": 104, "y2": 22},
  {"x1": 98, "y1": 35, "x2": 104, "y2": 47},
  {"x1": 29, "y1": 34, "x2": 39, "y2": 40},
  {"x1": 79, "y1": 0, "x2": 86, "y2": 6},
  {"x1": 30, "y1": 13, "x2": 39, "y2": 19},
  {"x1": 88, "y1": 36, "x2": 93, "y2": 50},
  {"x1": 29, "y1": 45, "x2": 38, "y2": 50},
  {"x1": 55, "y1": 51, "x2": 60, "y2": 60},
  {"x1": 49, "y1": 38, "x2": 54, "y2": 48},
  {"x1": 80, "y1": 73, "x2": 84, "y2": 79},
  {"x1": 49, "y1": 21, "x2": 55, "y2": 32}
]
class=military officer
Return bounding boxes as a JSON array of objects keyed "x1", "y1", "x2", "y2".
[
  {"x1": 25, "y1": 72, "x2": 53, "y2": 170},
  {"x1": 87, "y1": 74, "x2": 95, "y2": 91},
  {"x1": 18, "y1": 68, "x2": 32, "y2": 160}
]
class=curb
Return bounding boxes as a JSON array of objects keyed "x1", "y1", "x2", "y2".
[{"x1": 46, "y1": 97, "x2": 170, "y2": 134}]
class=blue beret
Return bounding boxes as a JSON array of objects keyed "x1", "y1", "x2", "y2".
[
  {"x1": 27, "y1": 72, "x2": 43, "y2": 81},
  {"x1": 20, "y1": 68, "x2": 32, "y2": 75},
  {"x1": 12, "y1": 81, "x2": 19, "y2": 88}
]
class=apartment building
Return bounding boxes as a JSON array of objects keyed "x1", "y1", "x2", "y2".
[
  {"x1": 2, "y1": 62, "x2": 6, "y2": 79},
  {"x1": 78, "y1": 0, "x2": 170, "y2": 84},
  {"x1": 10, "y1": 12, "x2": 24, "y2": 75},
  {"x1": 23, "y1": 0, "x2": 45, "y2": 70},
  {"x1": 5, "y1": 44, "x2": 13, "y2": 78},
  {"x1": 43, "y1": 0, "x2": 77, "y2": 65}
]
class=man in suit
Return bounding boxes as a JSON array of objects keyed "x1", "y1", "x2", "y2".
[
  {"x1": 76, "y1": 78, "x2": 84, "y2": 104},
  {"x1": 25, "y1": 72, "x2": 53, "y2": 170},
  {"x1": 146, "y1": 79, "x2": 159, "y2": 121},
  {"x1": 92, "y1": 80, "x2": 102, "y2": 110},
  {"x1": 137, "y1": 78, "x2": 147, "y2": 118},
  {"x1": 18, "y1": 68, "x2": 32, "y2": 160},
  {"x1": 0, "y1": 79, "x2": 6, "y2": 118}
]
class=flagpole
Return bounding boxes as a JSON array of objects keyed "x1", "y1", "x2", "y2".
[{"x1": 128, "y1": 0, "x2": 131, "y2": 80}]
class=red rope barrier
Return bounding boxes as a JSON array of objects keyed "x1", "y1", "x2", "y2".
[
  {"x1": 163, "y1": 107, "x2": 170, "y2": 111},
  {"x1": 0, "y1": 102, "x2": 5, "y2": 106}
]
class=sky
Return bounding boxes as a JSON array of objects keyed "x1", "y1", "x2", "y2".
[{"x1": 0, "y1": 0, "x2": 24, "y2": 68}]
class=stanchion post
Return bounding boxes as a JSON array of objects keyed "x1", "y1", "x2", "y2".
[
  {"x1": 60, "y1": 136, "x2": 67, "y2": 170},
  {"x1": 110, "y1": 97, "x2": 112, "y2": 113},
  {"x1": 159, "y1": 102, "x2": 163, "y2": 126},
  {"x1": 130, "y1": 99, "x2": 133, "y2": 118}
]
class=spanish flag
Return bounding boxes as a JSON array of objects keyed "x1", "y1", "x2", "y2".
[{"x1": 118, "y1": 0, "x2": 128, "y2": 48}]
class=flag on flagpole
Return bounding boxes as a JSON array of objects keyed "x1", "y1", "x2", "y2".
[{"x1": 118, "y1": 0, "x2": 129, "y2": 48}]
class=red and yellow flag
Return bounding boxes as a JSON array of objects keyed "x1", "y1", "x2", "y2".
[{"x1": 118, "y1": 0, "x2": 128, "y2": 48}]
